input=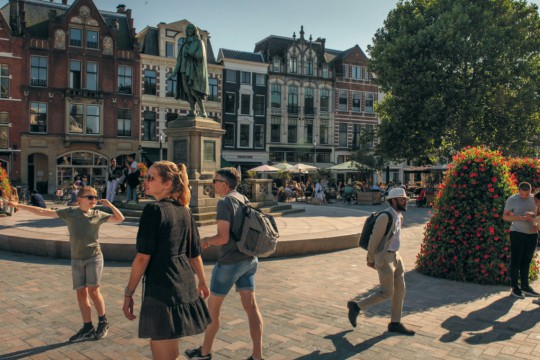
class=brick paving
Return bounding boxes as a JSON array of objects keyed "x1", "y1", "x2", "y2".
[{"x1": 0, "y1": 202, "x2": 539, "y2": 359}]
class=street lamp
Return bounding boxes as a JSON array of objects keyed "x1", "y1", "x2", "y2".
[
  {"x1": 313, "y1": 140, "x2": 317, "y2": 167},
  {"x1": 159, "y1": 133, "x2": 163, "y2": 161}
]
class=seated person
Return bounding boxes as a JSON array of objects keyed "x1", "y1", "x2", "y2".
[
  {"x1": 343, "y1": 184, "x2": 355, "y2": 204},
  {"x1": 284, "y1": 186, "x2": 294, "y2": 201},
  {"x1": 272, "y1": 182, "x2": 279, "y2": 200},
  {"x1": 29, "y1": 190, "x2": 47, "y2": 208},
  {"x1": 416, "y1": 188, "x2": 427, "y2": 207}
]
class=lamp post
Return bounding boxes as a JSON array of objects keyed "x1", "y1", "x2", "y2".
[
  {"x1": 313, "y1": 140, "x2": 317, "y2": 167},
  {"x1": 159, "y1": 133, "x2": 163, "y2": 161}
]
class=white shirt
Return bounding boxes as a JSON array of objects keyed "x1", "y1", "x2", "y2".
[{"x1": 387, "y1": 206, "x2": 402, "y2": 252}]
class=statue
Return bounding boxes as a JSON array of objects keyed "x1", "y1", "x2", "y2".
[{"x1": 173, "y1": 23, "x2": 209, "y2": 118}]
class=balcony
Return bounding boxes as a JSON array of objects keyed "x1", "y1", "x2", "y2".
[
  {"x1": 287, "y1": 105, "x2": 299, "y2": 115},
  {"x1": 64, "y1": 88, "x2": 105, "y2": 99}
]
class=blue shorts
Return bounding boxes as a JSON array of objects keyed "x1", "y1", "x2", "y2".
[{"x1": 210, "y1": 258, "x2": 258, "y2": 297}]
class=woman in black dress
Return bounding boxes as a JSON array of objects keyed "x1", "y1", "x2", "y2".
[{"x1": 123, "y1": 161, "x2": 211, "y2": 359}]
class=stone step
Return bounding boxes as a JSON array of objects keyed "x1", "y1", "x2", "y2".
[
  {"x1": 261, "y1": 204, "x2": 293, "y2": 213},
  {"x1": 193, "y1": 212, "x2": 218, "y2": 222},
  {"x1": 269, "y1": 208, "x2": 305, "y2": 217}
]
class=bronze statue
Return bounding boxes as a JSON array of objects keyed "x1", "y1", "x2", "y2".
[{"x1": 173, "y1": 23, "x2": 209, "y2": 118}]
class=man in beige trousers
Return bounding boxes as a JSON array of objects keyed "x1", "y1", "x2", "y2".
[{"x1": 347, "y1": 187, "x2": 415, "y2": 335}]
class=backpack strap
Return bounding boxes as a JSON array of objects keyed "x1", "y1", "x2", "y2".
[
  {"x1": 381, "y1": 210, "x2": 394, "y2": 236},
  {"x1": 225, "y1": 193, "x2": 250, "y2": 242}
]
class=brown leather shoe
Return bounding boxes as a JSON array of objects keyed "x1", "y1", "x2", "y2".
[{"x1": 388, "y1": 322, "x2": 415, "y2": 336}]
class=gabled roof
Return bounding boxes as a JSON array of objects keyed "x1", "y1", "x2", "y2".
[
  {"x1": 218, "y1": 49, "x2": 265, "y2": 63},
  {"x1": 0, "y1": 0, "x2": 135, "y2": 50},
  {"x1": 331, "y1": 45, "x2": 369, "y2": 63},
  {"x1": 254, "y1": 35, "x2": 327, "y2": 63}
]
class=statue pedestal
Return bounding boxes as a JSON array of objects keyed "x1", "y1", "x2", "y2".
[
  {"x1": 165, "y1": 116, "x2": 225, "y2": 213},
  {"x1": 245, "y1": 178, "x2": 273, "y2": 202}
]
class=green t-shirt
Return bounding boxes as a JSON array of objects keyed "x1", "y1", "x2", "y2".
[{"x1": 56, "y1": 207, "x2": 112, "y2": 259}]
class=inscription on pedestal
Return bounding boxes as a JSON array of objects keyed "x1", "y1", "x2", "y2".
[{"x1": 174, "y1": 140, "x2": 188, "y2": 164}]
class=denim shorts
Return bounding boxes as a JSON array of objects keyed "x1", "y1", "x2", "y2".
[
  {"x1": 210, "y1": 258, "x2": 258, "y2": 297},
  {"x1": 71, "y1": 253, "x2": 104, "y2": 290}
]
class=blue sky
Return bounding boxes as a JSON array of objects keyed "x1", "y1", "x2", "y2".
[{"x1": 94, "y1": 0, "x2": 540, "y2": 55}]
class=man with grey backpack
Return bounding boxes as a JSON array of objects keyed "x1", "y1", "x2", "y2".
[
  {"x1": 347, "y1": 187, "x2": 416, "y2": 336},
  {"x1": 186, "y1": 167, "x2": 265, "y2": 360}
]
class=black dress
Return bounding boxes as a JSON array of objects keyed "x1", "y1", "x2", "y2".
[{"x1": 136, "y1": 200, "x2": 211, "y2": 340}]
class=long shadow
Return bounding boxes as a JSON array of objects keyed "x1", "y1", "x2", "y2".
[
  {"x1": 0, "y1": 341, "x2": 71, "y2": 360},
  {"x1": 440, "y1": 296, "x2": 518, "y2": 342},
  {"x1": 1, "y1": 218, "x2": 66, "y2": 228},
  {"x1": 294, "y1": 330, "x2": 391, "y2": 359},
  {"x1": 464, "y1": 306, "x2": 540, "y2": 344}
]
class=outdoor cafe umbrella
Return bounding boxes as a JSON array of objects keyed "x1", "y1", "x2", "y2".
[
  {"x1": 327, "y1": 160, "x2": 369, "y2": 172},
  {"x1": 272, "y1": 162, "x2": 294, "y2": 171},
  {"x1": 248, "y1": 164, "x2": 280, "y2": 172},
  {"x1": 290, "y1": 163, "x2": 318, "y2": 173}
]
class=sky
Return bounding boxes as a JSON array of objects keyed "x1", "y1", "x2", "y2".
[{"x1": 92, "y1": 0, "x2": 402, "y2": 54}]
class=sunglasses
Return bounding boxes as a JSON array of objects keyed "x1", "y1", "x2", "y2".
[
  {"x1": 81, "y1": 195, "x2": 98, "y2": 200},
  {"x1": 145, "y1": 173, "x2": 155, "y2": 181},
  {"x1": 212, "y1": 179, "x2": 225, "y2": 184}
]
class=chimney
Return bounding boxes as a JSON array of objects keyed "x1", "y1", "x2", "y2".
[
  {"x1": 116, "y1": 4, "x2": 126, "y2": 13},
  {"x1": 9, "y1": 0, "x2": 20, "y2": 35}
]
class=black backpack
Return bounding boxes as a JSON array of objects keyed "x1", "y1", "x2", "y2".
[{"x1": 359, "y1": 211, "x2": 393, "y2": 250}]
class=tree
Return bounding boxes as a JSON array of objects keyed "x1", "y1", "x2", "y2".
[{"x1": 369, "y1": 0, "x2": 540, "y2": 162}]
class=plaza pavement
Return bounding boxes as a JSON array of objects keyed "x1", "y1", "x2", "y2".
[{"x1": 0, "y1": 201, "x2": 539, "y2": 359}]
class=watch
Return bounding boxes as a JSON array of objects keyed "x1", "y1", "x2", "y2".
[{"x1": 124, "y1": 286, "x2": 134, "y2": 296}]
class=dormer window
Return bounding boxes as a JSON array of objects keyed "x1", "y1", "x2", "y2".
[{"x1": 273, "y1": 58, "x2": 280, "y2": 72}]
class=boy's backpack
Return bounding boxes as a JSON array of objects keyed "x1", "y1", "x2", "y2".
[
  {"x1": 359, "y1": 211, "x2": 393, "y2": 250},
  {"x1": 228, "y1": 195, "x2": 279, "y2": 258}
]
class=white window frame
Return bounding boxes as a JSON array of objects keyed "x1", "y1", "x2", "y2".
[
  {"x1": 237, "y1": 120, "x2": 253, "y2": 148},
  {"x1": 352, "y1": 65, "x2": 361, "y2": 80}
]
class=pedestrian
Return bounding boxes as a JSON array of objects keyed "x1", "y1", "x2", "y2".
[
  {"x1": 125, "y1": 153, "x2": 139, "y2": 203},
  {"x1": 347, "y1": 187, "x2": 416, "y2": 336},
  {"x1": 6, "y1": 186, "x2": 125, "y2": 342},
  {"x1": 106, "y1": 158, "x2": 122, "y2": 203},
  {"x1": 122, "y1": 161, "x2": 211, "y2": 359},
  {"x1": 503, "y1": 182, "x2": 540, "y2": 298},
  {"x1": 185, "y1": 167, "x2": 264, "y2": 360},
  {"x1": 29, "y1": 189, "x2": 46, "y2": 208}
]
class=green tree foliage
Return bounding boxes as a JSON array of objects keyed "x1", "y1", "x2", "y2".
[
  {"x1": 369, "y1": 0, "x2": 540, "y2": 161},
  {"x1": 416, "y1": 147, "x2": 539, "y2": 284}
]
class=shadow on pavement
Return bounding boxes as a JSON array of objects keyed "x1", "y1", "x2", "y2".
[
  {"x1": 0, "y1": 341, "x2": 71, "y2": 360},
  {"x1": 294, "y1": 330, "x2": 392, "y2": 359},
  {"x1": 1, "y1": 218, "x2": 66, "y2": 228}
]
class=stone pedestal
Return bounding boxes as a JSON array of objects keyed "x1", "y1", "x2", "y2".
[
  {"x1": 165, "y1": 116, "x2": 225, "y2": 212},
  {"x1": 245, "y1": 178, "x2": 273, "y2": 202}
]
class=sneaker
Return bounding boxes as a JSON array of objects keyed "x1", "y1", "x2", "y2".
[
  {"x1": 388, "y1": 322, "x2": 415, "y2": 336},
  {"x1": 69, "y1": 326, "x2": 95, "y2": 343},
  {"x1": 95, "y1": 319, "x2": 110, "y2": 340},
  {"x1": 185, "y1": 347, "x2": 212, "y2": 360},
  {"x1": 347, "y1": 300, "x2": 361, "y2": 328},
  {"x1": 511, "y1": 288, "x2": 526, "y2": 299},
  {"x1": 521, "y1": 286, "x2": 540, "y2": 297}
]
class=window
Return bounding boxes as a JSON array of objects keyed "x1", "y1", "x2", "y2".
[
  {"x1": 223, "y1": 123, "x2": 235, "y2": 147},
  {"x1": 305, "y1": 119, "x2": 313, "y2": 144},
  {"x1": 352, "y1": 65, "x2": 361, "y2": 80},
  {"x1": 254, "y1": 95, "x2": 265, "y2": 116},
  {"x1": 254, "y1": 124, "x2": 264, "y2": 148},
  {"x1": 240, "y1": 94, "x2": 251, "y2": 115},
  {"x1": 30, "y1": 102, "x2": 47, "y2": 133},
  {"x1": 117, "y1": 109, "x2": 131, "y2": 137},
  {"x1": 0, "y1": 65, "x2": 9, "y2": 98},
  {"x1": 288, "y1": 117, "x2": 297, "y2": 143},
  {"x1": 304, "y1": 88, "x2": 314, "y2": 115},
  {"x1": 86, "y1": 30, "x2": 98, "y2": 49},
  {"x1": 70, "y1": 28, "x2": 82, "y2": 47},
  {"x1": 364, "y1": 66, "x2": 369, "y2": 81},
  {"x1": 288, "y1": 86, "x2": 298, "y2": 114},
  {"x1": 271, "y1": 84, "x2": 281, "y2": 108},
  {"x1": 30, "y1": 56, "x2": 47, "y2": 87},
  {"x1": 352, "y1": 91, "x2": 361, "y2": 112},
  {"x1": 273, "y1": 58, "x2": 280, "y2": 72},
  {"x1": 352, "y1": 124, "x2": 361, "y2": 150},
  {"x1": 320, "y1": 89, "x2": 329, "y2": 112},
  {"x1": 143, "y1": 111, "x2": 156, "y2": 141},
  {"x1": 338, "y1": 89, "x2": 348, "y2": 111},
  {"x1": 86, "y1": 62, "x2": 98, "y2": 91},
  {"x1": 255, "y1": 73, "x2": 265, "y2": 86},
  {"x1": 322, "y1": 65, "x2": 329, "y2": 78},
  {"x1": 241, "y1": 71, "x2": 251, "y2": 84},
  {"x1": 203, "y1": 140, "x2": 216, "y2": 161},
  {"x1": 271, "y1": 116, "x2": 281, "y2": 142},
  {"x1": 166, "y1": 72, "x2": 176, "y2": 97},
  {"x1": 86, "y1": 105, "x2": 100, "y2": 134},
  {"x1": 69, "y1": 104, "x2": 100, "y2": 134},
  {"x1": 288, "y1": 57, "x2": 297, "y2": 73},
  {"x1": 69, "y1": 104, "x2": 83, "y2": 133},
  {"x1": 166, "y1": 42, "x2": 174, "y2": 58},
  {"x1": 208, "y1": 78, "x2": 218, "y2": 101},
  {"x1": 239, "y1": 124, "x2": 250, "y2": 147},
  {"x1": 144, "y1": 69, "x2": 157, "y2": 95},
  {"x1": 0, "y1": 112, "x2": 9, "y2": 148},
  {"x1": 320, "y1": 120, "x2": 329, "y2": 144},
  {"x1": 225, "y1": 92, "x2": 236, "y2": 114},
  {"x1": 365, "y1": 92, "x2": 374, "y2": 113},
  {"x1": 225, "y1": 69, "x2": 236, "y2": 83},
  {"x1": 307, "y1": 59, "x2": 314, "y2": 76},
  {"x1": 166, "y1": 112, "x2": 178, "y2": 122},
  {"x1": 339, "y1": 123, "x2": 348, "y2": 147},
  {"x1": 118, "y1": 66, "x2": 132, "y2": 94},
  {"x1": 343, "y1": 64, "x2": 349, "y2": 79},
  {"x1": 69, "y1": 60, "x2": 81, "y2": 89}
]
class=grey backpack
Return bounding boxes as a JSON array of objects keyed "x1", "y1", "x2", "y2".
[{"x1": 228, "y1": 195, "x2": 279, "y2": 258}]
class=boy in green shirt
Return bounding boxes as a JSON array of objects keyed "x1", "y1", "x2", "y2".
[{"x1": 7, "y1": 186, "x2": 125, "y2": 342}]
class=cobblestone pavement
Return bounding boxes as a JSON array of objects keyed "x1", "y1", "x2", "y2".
[{"x1": 1, "y1": 203, "x2": 539, "y2": 359}]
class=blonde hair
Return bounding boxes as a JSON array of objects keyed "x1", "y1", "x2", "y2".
[
  {"x1": 151, "y1": 161, "x2": 191, "y2": 206},
  {"x1": 77, "y1": 186, "x2": 97, "y2": 198}
]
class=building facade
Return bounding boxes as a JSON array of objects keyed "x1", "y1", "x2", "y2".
[
  {"x1": 1, "y1": 0, "x2": 141, "y2": 193},
  {"x1": 136, "y1": 19, "x2": 222, "y2": 164},
  {"x1": 255, "y1": 26, "x2": 335, "y2": 167},
  {"x1": 217, "y1": 49, "x2": 268, "y2": 169}
]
